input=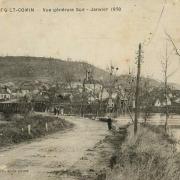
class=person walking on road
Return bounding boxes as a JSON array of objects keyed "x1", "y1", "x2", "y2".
[
  {"x1": 54, "y1": 106, "x2": 57, "y2": 115},
  {"x1": 57, "y1": 106, "x2": 60, "y2": 116},
  {"x1": 107, "y1": 116, "x2": 112, "y2": 130}
]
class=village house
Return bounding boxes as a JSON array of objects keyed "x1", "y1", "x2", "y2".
[
  {"x1": 154, "y1": 90, "x2": 180, "y2": 108},
  {"x1": 0, "y1": 87, "x2": 11, "y2": 101},
  {"x1": 154, "y1": 99, "x2": 161, "y2": 107},
  {"x1": 154, "y1": 97, "x2": 172, "y2": 107},
  {"x1": 19, "y1": 81, "x2": 40, "y2": 96}
]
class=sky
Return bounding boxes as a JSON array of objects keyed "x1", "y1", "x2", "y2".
[{"x1": 0, "y1": 0, "x2": 180, "y2": 83}]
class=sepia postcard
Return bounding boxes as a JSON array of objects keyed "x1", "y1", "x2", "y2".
[{"x1": 0, "y1": 0, "x2": 180, "y2": 179}]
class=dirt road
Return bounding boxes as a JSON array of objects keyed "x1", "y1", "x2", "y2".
[{"x1": 0, "y1": 116, "x2": 110, "y2": 180}]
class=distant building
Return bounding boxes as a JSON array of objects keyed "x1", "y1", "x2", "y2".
[
  {"x1": 154, "y1": 99, "x2": 161, "y2": 107},
  {"x1": 174, "y1": 98, "x2": 180, "y2": 104},
  {"x1": 154, "y1": 97, "x2": 172, "y2": 107},
  {"x1": 19, "y1": 81, "x2": 37, "y2": 95},
  {"x1": 0, "y1": 88, "x2": 11, "y2": 101},
  {"x1": 108, "y1": 98, "x2": 114, "y2": 108}
]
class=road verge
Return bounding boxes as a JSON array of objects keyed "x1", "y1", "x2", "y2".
[
  {"x1": 0, "y1": 113, "x2": 73, "y2": 148},
  {"x1": 106, "y1": 124, "x2": 180, "y2": 180}
]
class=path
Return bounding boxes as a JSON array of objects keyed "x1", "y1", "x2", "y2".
[{"x1": 0, "y1": 116, "x2": 109, "y2": 180}]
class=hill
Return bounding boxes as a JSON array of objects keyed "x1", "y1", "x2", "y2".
[
  {"x1": 0, "y1": 56, "x2": 179, "y2": 90},
  {"x1": 0, "y1": 56, "x2": 109, "y2": 84},
  {"x1": 116, "y1": 74, "x2": 161, "y2": 88}
]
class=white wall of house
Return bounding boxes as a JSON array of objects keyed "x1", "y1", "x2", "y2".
[
  {"x1": 154, "y1": 99, "x2": 161, "y2": 107},
  {"x1": 175, "y1": 98, "x2": 180, "y2": 103},
  {"x1": 99, "y1": 89, "x2": 109, "y2": 100},
  {"x1": 108, "y1": 98, "x2": 114, "y2": 108},
  {"x1": 0, "y1": 94, "x2": 10, "y2": 100},
  {"x1": 162, "y1": 97, "x2": 171, "y2": 106},
  {"x1": 154, "y1": 97, "x2": 171, "y2": 107},
  {"x1": 21, "y1": 90, "x2": 30, "y2": 96}
]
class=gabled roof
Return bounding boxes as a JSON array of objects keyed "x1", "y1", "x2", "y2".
[{"x1": 0, "y1": 88, "x2": 10, "y2": 94}]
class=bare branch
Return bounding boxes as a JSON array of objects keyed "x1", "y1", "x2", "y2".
[{"x1": 164, "y1": 30, "x2": 180, "y2": 57}]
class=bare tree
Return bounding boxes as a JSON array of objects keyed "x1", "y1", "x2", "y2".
[
  {"x1": 79, "y1": 63, "x2": 92, "y2": 117},
  {"x1": 165, "y1": 31, "x2": 180, "y2": 77},
  {"x1": 106, "y1": 64, "x2": 119, "y2": 96},
  {"x1": 161, "y1": 40, "x2": 170, "y2": 132},
  {"x1": 98, "y1": 80, "x2": 105, "y2": 116},
  {"x1": 63, "y1": 70, "x2": 74, "y2": 114},
  {"x1": 105, "y1": 64, "x2": 119, "y2": 116},
  {"x1": 139, "y1": 78, "x2": 151, "y2": 123},
  {"x1": 162, "y1": 31, "x2": 180, "y2": 131}
]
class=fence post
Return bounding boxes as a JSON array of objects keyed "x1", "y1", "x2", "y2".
[
  {"x1": 28, "y1": 124, "x2": 31, "y2": 135},
  {"x1": 45, "y1": 122, "x2": 48, "y2": 132}
]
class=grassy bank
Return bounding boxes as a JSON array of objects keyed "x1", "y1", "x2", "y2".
[
  {"x1": 106, "y1": 124, "x2": 180, "y2": 180},
  {"x1": 0, "y1": 113, "x2": 73, "y2": 147}
]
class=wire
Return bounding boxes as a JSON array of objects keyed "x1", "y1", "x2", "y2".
[{"x1": 143, "y1": 0, "x2": 167, "y2": 47}]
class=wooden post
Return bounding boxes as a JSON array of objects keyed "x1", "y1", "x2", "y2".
[
  {"x1": 45, "y1": 122, "x2": 48, "y2": 132},
  {"x1": 28, "y1": 124, "x2": 31, "y2": 135},
  {"x1": 134, "y1": 43, "x2": 142, "y2": 135}
]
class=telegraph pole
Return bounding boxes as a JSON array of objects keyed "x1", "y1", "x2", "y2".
[{"x1": 134, "y1": 43, "x2": 143, "y2": 135}]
